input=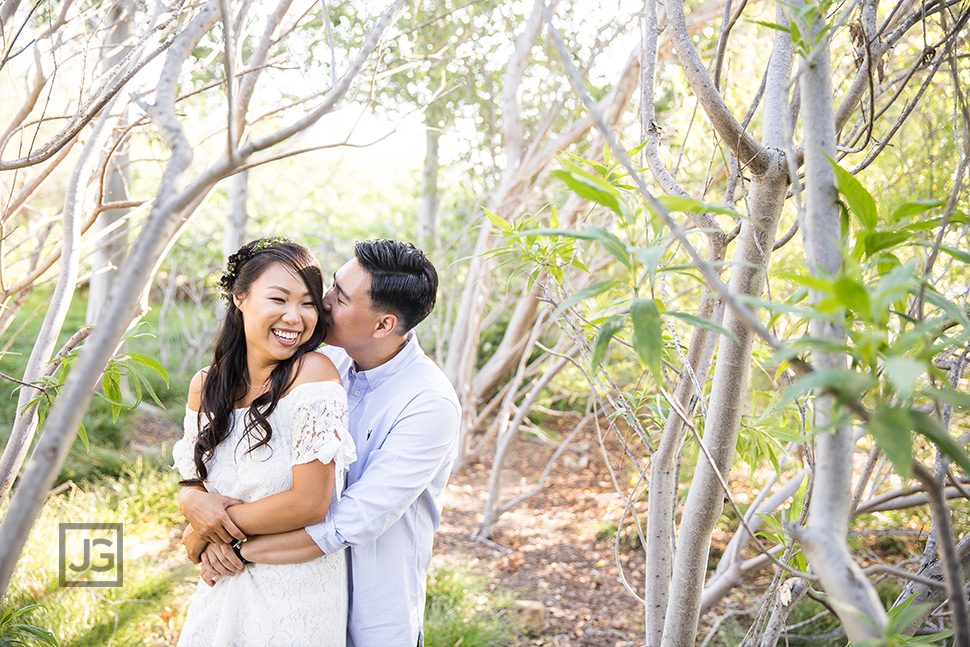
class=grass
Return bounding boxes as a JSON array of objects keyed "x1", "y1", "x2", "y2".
[
  {"x1": 424, "y1": 568, "x2": 522, "y2": 647},
  {"x1": 2, "y1": 458, "x2": 195, "y2": 647}
]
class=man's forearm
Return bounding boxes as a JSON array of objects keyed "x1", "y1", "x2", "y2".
[{"x1": 241, "y1": 529, "x2": 324, "y2": 565}]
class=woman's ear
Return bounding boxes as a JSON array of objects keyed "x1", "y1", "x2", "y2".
[{"x1": 232, "y1": 293, "x2": 243, "y2": 309}]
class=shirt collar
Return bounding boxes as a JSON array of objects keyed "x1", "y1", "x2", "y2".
[{"x1": 350, "y1": 332, "x2": 422, "y2": 388}]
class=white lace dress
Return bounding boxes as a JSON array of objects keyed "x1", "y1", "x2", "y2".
[{"x1": 172, "y1": 381, "x2": 356, "y2": 647}]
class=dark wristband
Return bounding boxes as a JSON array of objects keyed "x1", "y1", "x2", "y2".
[{"x1": 230, "y1": 538, "x2": 252, "y2": 565}]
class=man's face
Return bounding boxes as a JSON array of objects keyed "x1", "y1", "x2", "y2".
[{"x1": 322, "y1": 258, "x2": 381, "y2": 352}]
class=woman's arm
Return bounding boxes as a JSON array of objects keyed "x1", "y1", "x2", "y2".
[
  {"x1": 178, "y1": 370, "x2": 246, "y2": 543},
  {"x1": 224, "y1": 354, "x2": 345, "y2": 536},
  {"x1": 224, "y1": 458, "x2": 336, "y2": 535}
]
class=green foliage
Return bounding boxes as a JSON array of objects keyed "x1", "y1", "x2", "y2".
[
  {"x1": 849, "y1": 594, "x2": 952, "y2": 646},
  {"x1": 772, "y1": 160, "x2": 970, "y2": 478},
  {"x1": 0, "y1": 605, "x2": 57, "y2": 647},
  {"x1": 424, "y1": 568, "x2": 521, "y2": 647}
]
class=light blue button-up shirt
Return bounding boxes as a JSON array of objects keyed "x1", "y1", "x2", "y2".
[{"x1": 307, "y1": 335, "x2": 460, "y2": 647}]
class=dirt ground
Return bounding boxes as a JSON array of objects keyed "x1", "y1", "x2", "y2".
[{"x1": 436, "y1": 423, "x2": 648, "y2": 647}]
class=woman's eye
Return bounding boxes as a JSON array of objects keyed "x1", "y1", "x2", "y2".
[{"x1": 270, "y1": 297, "x2": 285, "y2": 303}]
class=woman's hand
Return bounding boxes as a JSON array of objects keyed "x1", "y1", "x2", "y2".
[
  {"x1": 201, "y1": 542, "x2": 247, "y2": 579},
  {"x1": 199, "y1": 561, "x2": 220, "y2": 587},
  {"x1": 181, "y1": 525, "x2": 209, "y2": 564},
  {"x1": 179, "y1": 487, "x2": 246, "y2": 543}
]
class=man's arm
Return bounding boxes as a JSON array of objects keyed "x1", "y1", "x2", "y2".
[
  {"x1": 199, "y1": 529, "x2": 324, "y2": 581},
  {"x1": 306, "y1": 393, "x2": 459, "y2": 554}
]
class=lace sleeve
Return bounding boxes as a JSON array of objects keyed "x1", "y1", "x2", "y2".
[
  {"x1": 171, "y1": 406, "x2": 200, "y2": 480},
  {"x1": 290, "y1": 382, "x2": 356, "y2": 473}
]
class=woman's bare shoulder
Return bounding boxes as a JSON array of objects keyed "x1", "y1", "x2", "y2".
[
  {"x1": 187, "y1": 367, "x2": 210, "y2": 411},
  {"x1": 290, "y1": 351, "x2": 341, "y2": 388}
]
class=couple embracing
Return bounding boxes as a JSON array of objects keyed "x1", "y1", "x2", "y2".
[{"x1": 172, "y1": 238, "x2": 460, "y2": 647}]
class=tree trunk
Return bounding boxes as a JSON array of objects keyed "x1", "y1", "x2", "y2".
[
  {"x1": 224, "y1": 169, "x2": 249, "y2": 257},
  {"x1": 418, "y1": 126, "x2": 440, "y2": 253},
  {"x1": 786, "y1": 2, "x2": 887, "y2": 639},
  {"x1": 86, "y1": 0, "x2": 133, "y2": 326}
]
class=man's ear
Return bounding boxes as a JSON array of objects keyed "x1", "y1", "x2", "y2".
[{"x1": 373, "y1": 313, "x2": 399, "y2": 338}]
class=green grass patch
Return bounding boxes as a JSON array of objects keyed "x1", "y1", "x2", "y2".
[
  {"x1": 3, "y1": 459, "x2": 195, "y2": 647},
  {"x1": 424, "y1": 567, "x2": 522, "y2": 647}
]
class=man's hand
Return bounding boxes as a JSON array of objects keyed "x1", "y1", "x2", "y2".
[
  {"x1": 201, "y1": 543, "x2": 246, "y2": 580},
  {"x1": 179, "y1": 487, "x2": 246, "y2": 543},
  {"x1": 181, "y1": 524, "x2": 209, "y2": 564}
]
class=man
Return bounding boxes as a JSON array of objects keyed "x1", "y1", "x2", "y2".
[{"x1": 179, "y1": 239, "x2": 461, "y2": 647}]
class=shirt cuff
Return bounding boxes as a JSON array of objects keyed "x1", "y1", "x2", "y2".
[{"x1": 305, "y1": 515, "x2": 346, "y2": 555}]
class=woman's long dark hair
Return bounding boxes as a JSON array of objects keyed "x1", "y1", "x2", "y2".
[{"x1": 186, "y1": 240, "x2": 326, "y2": 483}]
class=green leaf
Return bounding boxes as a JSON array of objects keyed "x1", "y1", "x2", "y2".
[
  {"x1": 924, "y1": 385, "x2": 970, "y2": 409},
  {"x1": 828, "y1": 157, "x2": 878, "y2": 232},
  {"x1": 523, "y1": 227, "x2": 633, "y2": 271},
  {"x1": 590, "y1": 315, "x2": 626, "y2": 372},
  {"x1": 915, "y1": 240, "x2": 970, "y2": 264},
  {"x1": 910, "y1": 410, "x2": 970, "y2": 475},
  {"x1": 77, "y1": 421, "x2": 89, "y2": 451},
  {"x1": 887, "y1": 595, "x2": 934, "y2": 636},
  {"x1": 552, "y1": 160, "x2": 633, "y2": 223},
  {"x1": 774, "y1": 269, "x2": 835, "y2": 293},
  {"x1": 868, "y1": 406, "x2": 914, "y2": 478},
  {"x1": 125, "y1": 352, "x2": 169, "y2": 386},
  {"x1": 631, "y1": 245, "x2": 665, "y2": 286},
  {"x1": 549, "y1": 280, "x2": 619, "y2": 320},
  {"x1": 667, "y1": 311, "x2": 740, "y2": 343},
  {"x1": 782, "y1": 368, "x2": 873, "y2": 405},
  {"x1": 891, "y1": 199, "x2": 945, "y2": 221},
  {"x1": 863, "y1": 231, "x2": 912, "y2": 258},
  {"x1": 833, "y1": 277, "x2": 872, "y2": 318},
  {"x1": 630, "y1": 298, "x2": 664, "y2": 384},
  {"x1": 748, "y1": 19, "x2": 792, "y2": 33},
  {"x1": 485, "y1": 209, "x2": 512, "y2": 232},
  {"x1": 883, "y1": 356, "x2": 924, "y2": 400},
  {"x1": 921, "y1": 287, "x2": 970, "y2": 330}
]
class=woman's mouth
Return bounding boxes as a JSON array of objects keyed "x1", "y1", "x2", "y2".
[{"x1": 272, "y1": 329, "x2": 300, "y2": 345}]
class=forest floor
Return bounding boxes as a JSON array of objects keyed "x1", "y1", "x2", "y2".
[{"x1": 435, "y1": 417, "x2": 649, "y2": 647}]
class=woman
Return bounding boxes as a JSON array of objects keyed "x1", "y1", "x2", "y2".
[{"x1": 172, "y1": 238, "x2": 355, "y2": 647}]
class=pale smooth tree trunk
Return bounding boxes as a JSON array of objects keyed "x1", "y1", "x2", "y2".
[
  {"x1": 418, "y1": 126, "x2": 440, "y2": 253},
  {"x1": 86, "y1": 0, "x2": 133, "y2": 326},
  {"x1": 224, "y1": 170, "x2": 249, "y2": 257},
  {"x1": 786, "y1": 2, "x2": 887, "y2": 640},
  {"x1": 658, "y1": 1, "x2": 792, "y2": 642}
]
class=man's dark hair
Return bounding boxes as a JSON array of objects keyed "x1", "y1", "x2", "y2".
[{"x1": 355, "y1": 239, "x2": 437, "y2": 333}]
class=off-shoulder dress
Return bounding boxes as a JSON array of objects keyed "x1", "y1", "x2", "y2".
[{"x1": 172, "y1": 381, "x2": 356, "y2": 647}]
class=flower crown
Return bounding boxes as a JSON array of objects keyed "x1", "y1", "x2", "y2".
[{"x1": 218, "y1": 236, "x2": 293, "y2": 301}]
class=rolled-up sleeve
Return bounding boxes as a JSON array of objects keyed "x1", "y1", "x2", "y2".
[{"x1": 306, "y1": 393, "x2": 459, "y2": 554}]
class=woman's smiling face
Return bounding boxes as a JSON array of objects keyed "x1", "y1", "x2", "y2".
[{"x1": 234, "y1": 262, "x2": 319, "y2": 366}]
